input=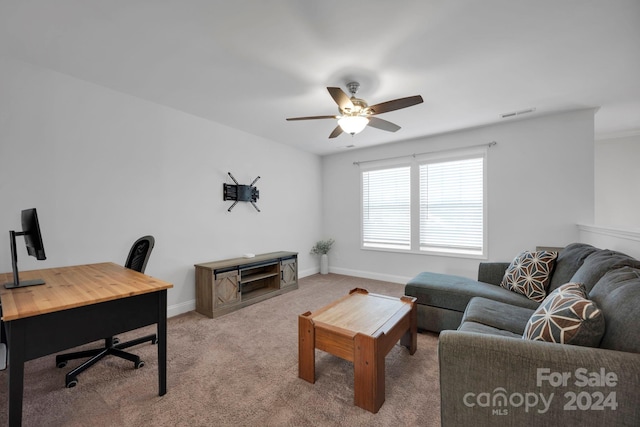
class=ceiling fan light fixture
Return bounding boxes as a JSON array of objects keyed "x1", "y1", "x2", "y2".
[
  {"x1": 286, "y1": 82, "x2": 422, "y2": 139},
  {"x1": 338, "y1": 115, "x2": 369, "y2": 135}
]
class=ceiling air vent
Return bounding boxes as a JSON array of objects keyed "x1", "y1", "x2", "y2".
[{"x1": 501, "y1": 108, "x2": 536, "y2": 119}]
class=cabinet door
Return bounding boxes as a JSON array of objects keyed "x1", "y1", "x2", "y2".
[
  {"x1": 214, "y1": 270, "x2": 240, "y2": 307},
  {"x1": 280, "y1": 258, "x2": 297, "y2": 288}
]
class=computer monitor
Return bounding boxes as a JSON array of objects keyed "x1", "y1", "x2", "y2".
[{"x1": 3, "y1": 208, "x2": 47, "y2": 289}]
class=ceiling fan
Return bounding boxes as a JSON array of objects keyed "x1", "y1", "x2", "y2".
[{"x1": 286, "y1": 82, "x2": 424, "y2": 138}]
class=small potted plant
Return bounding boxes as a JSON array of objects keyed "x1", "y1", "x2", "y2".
[{"x1": 310, "y1": 238, "x2": 334, "y2": 274}]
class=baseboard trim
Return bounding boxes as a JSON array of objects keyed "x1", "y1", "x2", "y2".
[
  {"x1": 299, "y1": 267, "x2": 318, "y2": 278},
  {"x1": 168, "y1": 300, "x2": 195, "y2": 318},
  {"x1": 328, "y1": 267, "x2": 412, "y2": 285}
]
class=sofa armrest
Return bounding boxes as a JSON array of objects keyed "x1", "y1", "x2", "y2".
[
  {"x1": 477, "y1": 262, "x2": 510, "y2": 285},
  {"x1": 439, "y1": 331, "x2": 640, "y2": 426}
]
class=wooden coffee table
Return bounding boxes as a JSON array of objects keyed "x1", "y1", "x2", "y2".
[{"x1": 298, "y1": 288, "x2": 417, "y2": 413}]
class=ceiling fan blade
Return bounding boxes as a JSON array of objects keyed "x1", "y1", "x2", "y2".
[
  {"x1": 286, "y1": 115, "x2": 337, "y2": 121},
  {"x1": 368, "y1": 117, "x2": 401, "y2": 132},
  {"x1": 328, "y1": 125, "x2": 343, "y2": 139},
  {"x1": 368, "y1": 95, "x2": 424, "y2": 115},
  {"x1": 327, "y1": 87, "x2": 354, "y2": 111}
]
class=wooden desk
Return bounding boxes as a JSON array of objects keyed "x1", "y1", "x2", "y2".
[
  {"x1": 298, "y1": 288, "x2": 417, "y2": 413},
  {"x1": 0, "y1": 262, "x2": 173, "y2": 427}
]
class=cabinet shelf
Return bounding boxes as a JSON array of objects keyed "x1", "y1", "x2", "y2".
[
  {"x1": 241, "y1": 271, "x2": 279, "y2": 284},
  {"x1": 242, "y1": 286, "x2": 277, "y2": 301}
]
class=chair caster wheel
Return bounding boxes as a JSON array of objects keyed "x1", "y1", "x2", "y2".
[
  {"x1": 135, "y1": 360, "x2": 145, "y2": 369},
  {"x1": 57, "y1": 361, "x2": 67, "y2": 368},
  {"x1": 113, "y1": 337, "x2": 120, "y2": 344},
  {"x1": 66, "y1": 379, "x2": 78, "y2": 388},
  {"x1": 152, "y1": 337, "x2": 158, "y2": 345}
]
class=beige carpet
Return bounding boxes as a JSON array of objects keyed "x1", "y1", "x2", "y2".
[{"x1": 0, "y1": 274, "x2": 441, "y2": 426}]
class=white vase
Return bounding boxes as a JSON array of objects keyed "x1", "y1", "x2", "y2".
[{"x1": 320, "y1": 254, "x2": 329, "y2": 274}]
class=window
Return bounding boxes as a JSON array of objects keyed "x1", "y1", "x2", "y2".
[
  {"x1": 419, "y1": 157, "x2": 484, "y2": 254},
  {"x1": 361, "y1": 149, "x2": 486, "y2": 257},
  {"x1": 362, "y1": 166, "x2": 411, "y2": 250}
]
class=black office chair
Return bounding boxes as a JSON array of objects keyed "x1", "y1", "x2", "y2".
[{"x1": 55, "y1": 235, "x2": 157, "y2": 388}]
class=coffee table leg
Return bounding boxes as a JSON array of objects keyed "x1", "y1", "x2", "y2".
[
  {"x1": 400, "y1": 301, "x2": 417, "y2": 355},
  {"x1": 298, "y1": 312, "x2": 315, "y2": 383},
  {"x1": 354, "y1": 333, "x2": 385, "y2": 413}
]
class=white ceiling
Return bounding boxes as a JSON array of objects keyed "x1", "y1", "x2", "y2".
[{"x1": 1, "y1": 0, "x2": 639, "y2": 155}]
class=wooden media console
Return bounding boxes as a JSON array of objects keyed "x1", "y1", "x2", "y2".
[{"x1": 195, "y1": 251, "x2": 298, "y2": 318}]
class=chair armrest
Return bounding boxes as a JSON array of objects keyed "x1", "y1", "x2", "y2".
[
  {"x1": 439, "y1": 331, "x2": 640, "y2": 426},
  {"x1": 477, "y1": 262, "x2": 510, "y2": 285}
]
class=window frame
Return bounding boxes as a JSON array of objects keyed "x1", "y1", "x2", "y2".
[{"x1": 360, "y1": 147, "x2": 488, "y2": 259}]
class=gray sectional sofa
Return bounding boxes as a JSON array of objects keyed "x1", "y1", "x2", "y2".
[{"x1": 405, "y1": 243, "x2": 640, "y2": 426}]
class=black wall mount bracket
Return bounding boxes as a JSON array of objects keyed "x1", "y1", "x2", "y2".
[{"x1": 223, "y1": 172, "x2": 261, "y2": 212}]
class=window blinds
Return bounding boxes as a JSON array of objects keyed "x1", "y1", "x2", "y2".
[
  {"x1": 419, "y1": 157, "x2": 484, "y2": 252},
  {"x1": 362, "y1": 166, "x2": 411, "y2": 250}
]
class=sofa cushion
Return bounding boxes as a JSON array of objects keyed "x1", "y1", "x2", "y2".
[
  {"x1": 477, "y1": 262, "x2": 511, "y2": 285},
  {"x1": 461, "y1": 297, "x2": 534, "y2": 336},
  {"x1": 570, "y1": 249, "x2": 640, "y2": 293},
  {"x1": 547, "y1": 243, "x2": 599, "y2": 293},
  {"x1": 523, "y1": 282, "x2": 605, "y2": 347},
  {"x1": 500, "y1": 250, "x2": 558, "y2": 302},
  {"x1": 405, "y1": 272, "x2": 539, "y2": 313},
  {"x1": 458, "y1": 320, "x2": 523, "y2": 339},
  {"x1": 589, "y1": 267, "x2": 640, "y2": 353}
]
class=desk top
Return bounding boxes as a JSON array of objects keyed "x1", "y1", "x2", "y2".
[{"x1": 0, "y1": 262, "x2": 173, "y2": 321}]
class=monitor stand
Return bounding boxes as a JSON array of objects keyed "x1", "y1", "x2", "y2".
[
  {"x1": 3, "y1": 230, "x2": 45, "y2": 289},
  {"x1": 3, "y1": 278, "x2": 46, "y2": 289}
]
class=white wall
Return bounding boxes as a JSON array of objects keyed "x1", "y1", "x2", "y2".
[
  {"x1": 578, "y1": 225, "x2": 640, "y2": 259},
  {"x1": 594, "y1": 133, "x2": 640, "y2": 228},
  {"x1": 322, "y1": 109, "x2": 596, "y2": 283},
  {"x1": 0, "y1": 55, "x2": 615, "y2": 312},
  {"x1": 577, "y1": 133, "x2": 640, "y2": 259},
  {"x1": 0, "y1": 58, "x2": 323, "y2": 316}
]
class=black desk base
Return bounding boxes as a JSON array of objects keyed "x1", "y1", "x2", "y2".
[{"x1": 5, "y1": 290, "x2": 167, "y2": 426}]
